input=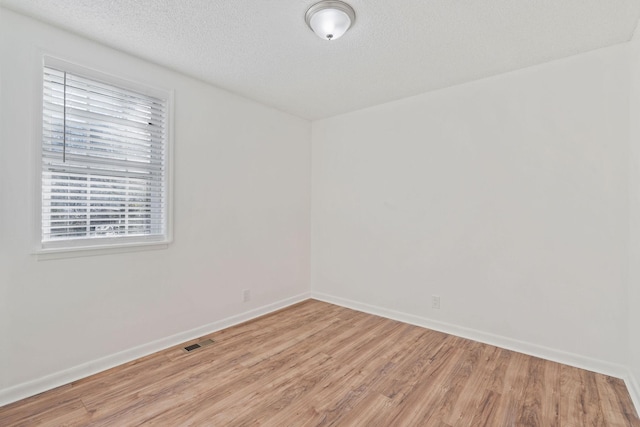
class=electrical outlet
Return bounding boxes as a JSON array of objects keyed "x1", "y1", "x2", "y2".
[
  {"x1": 432, "y1": 295, "x2": 440, "y2": 309},
  {"x1": 243, "y1": 289, "x2": 251, "y2": 302}
]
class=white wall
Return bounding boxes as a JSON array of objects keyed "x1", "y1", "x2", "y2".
[
  {"x1": 628, "y1": 30, "x2": 640, "y2": 409},
  {"x1": 0, "y1": 8, "x2": 311, "y2": 402},
  {"x1": 312, "y1": 44, "x2": 631, "y2": 371}
]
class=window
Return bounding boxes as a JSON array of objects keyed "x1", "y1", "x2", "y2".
[{"x1": 40, "y1": 58, "x2": 171, "y2": 253}]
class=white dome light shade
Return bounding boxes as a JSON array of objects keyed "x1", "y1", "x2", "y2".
[
  {"x1": 309, "y1": 8, "x2": 351, "y2": 40},
  {"x1": 305, "y1": 1, "x2": 355, "y2": 41}
]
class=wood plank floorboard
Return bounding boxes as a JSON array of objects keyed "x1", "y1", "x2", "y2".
[{"x1": 0, "y1": 299, "x2": 638, "y2": 426}]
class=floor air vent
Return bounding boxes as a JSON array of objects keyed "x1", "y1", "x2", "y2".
[
  {"x1": 183, "y1": 338, "x2": 214, "y2": 352},
  {"x1": 184, "y1": 343, "x2": 201, "y2": 352}
]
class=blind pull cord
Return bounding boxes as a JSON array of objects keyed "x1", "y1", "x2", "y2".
[{"x1": 63, "y1": 71, "x2": 67, "y2": 163}]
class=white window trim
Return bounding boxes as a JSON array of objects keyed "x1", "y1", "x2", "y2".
[{"x1": 33, "y1": 54, "x2": 174, "y2": 260}]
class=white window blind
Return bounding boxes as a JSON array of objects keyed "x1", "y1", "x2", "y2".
[{"x1": 42, "y1": 65, "x2": 168, "y2": 245}]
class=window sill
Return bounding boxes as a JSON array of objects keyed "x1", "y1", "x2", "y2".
[{"x1": 34, "y1": 240, "x2": 170, "y2": 261}]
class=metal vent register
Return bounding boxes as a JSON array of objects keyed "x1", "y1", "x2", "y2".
[{"x1": 183, "y1": 338, "x2": 214, "y2": 352}]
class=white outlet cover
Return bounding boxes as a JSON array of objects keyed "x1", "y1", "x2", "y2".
[{"x1": 432, "y1": 296, "x2": 440, "y2": 309}]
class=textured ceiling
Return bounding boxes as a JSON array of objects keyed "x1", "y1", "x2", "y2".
[{"x1": 2, "y1": 0, "x2": 640, "y2": 120}]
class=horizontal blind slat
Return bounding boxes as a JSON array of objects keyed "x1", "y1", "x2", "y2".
[
  {"x1": 42, "y1": 110, "x2": 166, "y2": 143},
  {"x1": 44, "y1": 92, "x2": 166, "y2": 124},
  {"x1": 43, "y1": 145, "x2": 165, "y2": 167},
  {"x1": 43, "y1": 170, "x2": 164, "y2": 185},
  {"x1": 43, "y1": 155, "x2": 165, "y2": 174},
  {"x1": 43, "y1": 127, "x2": 165, "y2": 154}
]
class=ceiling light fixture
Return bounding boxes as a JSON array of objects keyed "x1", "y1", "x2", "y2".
[{"x1": 305, "y1": 1, "x2": 356, "y2": 41}]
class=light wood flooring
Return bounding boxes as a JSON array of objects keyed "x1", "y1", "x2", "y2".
[{"x1": 1, "y1": 299, "x2": 638, "y2": 426}]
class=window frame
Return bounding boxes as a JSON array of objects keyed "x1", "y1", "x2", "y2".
[{"x1": 34, "y1": 55, "x2": 174, "y2": 259}]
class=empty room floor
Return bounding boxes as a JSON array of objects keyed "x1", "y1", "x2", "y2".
[{"x1": 0, "y1": 299, "x2": 638, "y2": 426}]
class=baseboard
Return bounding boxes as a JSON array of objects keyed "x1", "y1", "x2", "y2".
[
  {"x1": 0, "y1": 292, "x2": 311, "y2": 407},
  {"x1": 626, "y1": 371, "x2": 640, "y2": 416},
  {"x1": 311, "y1": 292, "x2": 629, "y2": 380}
]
